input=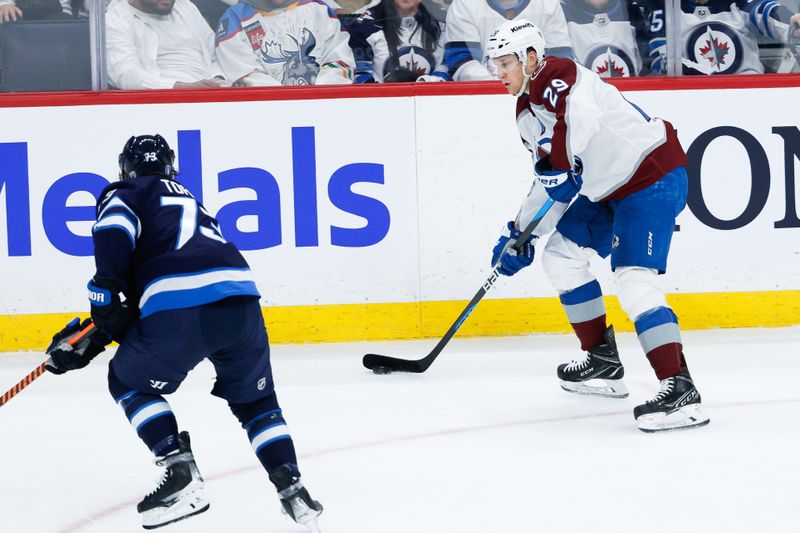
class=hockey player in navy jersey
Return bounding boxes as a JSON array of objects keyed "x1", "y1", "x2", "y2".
[
  {"x1": 44, "y1": 135, "x2": 323, "y2": 530},
  {"x1": 639, "y1": 0, "x2": 800, "y2": 74},
  {"x1": 484, "y1": 20, "x2": 709, "y2": 432}
]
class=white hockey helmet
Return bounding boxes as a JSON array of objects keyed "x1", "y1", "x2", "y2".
[{"x1": 485, "y1": 20, "x2": 545, "y2": 96}]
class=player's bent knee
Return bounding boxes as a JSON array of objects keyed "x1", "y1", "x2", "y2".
[
  {"x1": 614, "y1": 266, "x2": 669, "y2": 320},
  {"x1": 108, "y1": 362, "x2": 131, "y2": 399},
  {"x1": 542, "y1": 232, "x2": 596, "y2": 293}
]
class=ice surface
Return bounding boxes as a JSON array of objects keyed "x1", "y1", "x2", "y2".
[{"x1": 1, "y1": 327, "x2": 798, "y2": 533}]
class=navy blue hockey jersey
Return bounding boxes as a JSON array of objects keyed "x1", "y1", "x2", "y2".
[{"x1": 91, "y1": 175, "x2": 260, "y2": 319}]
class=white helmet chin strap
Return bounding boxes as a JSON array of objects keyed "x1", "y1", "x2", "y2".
[{"x1": 513, "y1": 51, "x2": 530, "y2": 98}]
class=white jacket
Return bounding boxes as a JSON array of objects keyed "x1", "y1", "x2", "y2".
[{"x1": 106, "y1": 0, "x2": 224, "y2": 89}]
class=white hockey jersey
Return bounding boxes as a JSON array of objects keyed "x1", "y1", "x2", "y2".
[
  {"x1": 514, "y1": 56, "x2": 686, "y2": 231},
  {"x1": 561, "y1": 0, "x2": 645, "y2": 77},
  {"x1": 641, "y1": 0, "x2": 796, "y2": 75},
  {"x1": 215, "y1": 0, "x2": 354, "y2": 85},
  {"x1": 443, "y1": 0, "x2": 574, "y2": 80}
]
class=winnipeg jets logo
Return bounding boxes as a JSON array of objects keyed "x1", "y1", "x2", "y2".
[
  {"x1": 684, "y1": 23, "x2": 743, "y2": 74},
  {"x1": 392, "y1": 46, "x2": 435, "y2": 78},
  {"x1": 585, "y1": 46, "x2": 635, "y2": 77}
]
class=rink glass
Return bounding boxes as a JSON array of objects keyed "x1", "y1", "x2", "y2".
[{"x1": 0, "y1": 0, "x2": 798, "y2": 92}]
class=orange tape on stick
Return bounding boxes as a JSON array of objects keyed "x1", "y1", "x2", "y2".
[{"x1": 0, "y1": 321, "x2": 96, "y2": 409}]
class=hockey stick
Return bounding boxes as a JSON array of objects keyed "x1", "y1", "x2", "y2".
[
  {"x1": 0, "y1": 320, "x2": 97, "y2": 409},
  {"x1": 362, "y1": 198, "x2": 556, "y2": 374}
]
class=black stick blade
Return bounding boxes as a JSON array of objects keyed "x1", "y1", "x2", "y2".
[{"x1": 363, "y1": 353, "x2": 425, "y2": 373}]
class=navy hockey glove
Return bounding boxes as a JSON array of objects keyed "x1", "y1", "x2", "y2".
[
  {"x1": 491, "y1": 221, "x2": 536, "y2": 276},
  {"x1": 88, "y1": 279, "x2": 134, "y2": 342},
  {"x1": 535, "y1": 155, "x2": 583, "y2": 203},
  {"x1": 45, "y1": 318, "x2": 109, "y2": 375}
]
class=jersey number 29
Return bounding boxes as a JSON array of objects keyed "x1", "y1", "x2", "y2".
[{"x1": 543, "y1": 79, "x2": 569, "y2": 108}]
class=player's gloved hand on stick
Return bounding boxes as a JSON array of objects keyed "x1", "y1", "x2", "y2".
[
  {"x1": 45, "y1": 318, "x2": 109, "y2": 375},
  {"x1": 491, "y1": 221, "x2": 536, "y2": 276},
  {"x1": 88, "y1": 278, "x2": 134, "y2": 342},
  {"x1": 535, "y1": 154, "x2": 583, "y2": 203}
]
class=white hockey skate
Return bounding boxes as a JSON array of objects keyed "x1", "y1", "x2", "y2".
[
  {"x1": 634, "y1": 371, "x2": 710, "y2": 433},
  {"x1": 138, "y1": 431, "x2": 210, "y2": 529}
]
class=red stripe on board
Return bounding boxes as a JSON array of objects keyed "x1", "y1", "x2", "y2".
[{"x1": 0, "y1": 74, "x2": 797, "y2": 109}]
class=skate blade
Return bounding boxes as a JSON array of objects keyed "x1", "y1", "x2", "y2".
[
  {"x1": 560, "y1": 378, "x2": 629, "y2": 399},
  {"x1": 637, "y1": 404, "x2": 710, "y2": 433},
  {"x1": 141, "y1": 488, "x2": 210, "y2": 530}
]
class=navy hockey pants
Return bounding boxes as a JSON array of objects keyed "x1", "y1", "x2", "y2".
[{"x1": 110, "y1": 295, "x2": 274, "y2": 404}]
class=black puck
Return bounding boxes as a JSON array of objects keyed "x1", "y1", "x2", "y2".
[{"x1": 372, "y1": 366, "x2": 392, "y2": 375}]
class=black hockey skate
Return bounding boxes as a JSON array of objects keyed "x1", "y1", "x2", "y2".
[
  {"x1": 138, "y1": 431, "x2": 209, "y2": 530},
  {"x1": 557, "y1": 325, "x2": 628, "y2": 398},
  {"x1": 269, "y1": 464, "x2": 323, "y2": 531},
  {"x1": 634, "y1": 370, "x2": 710, "y2": 433}
]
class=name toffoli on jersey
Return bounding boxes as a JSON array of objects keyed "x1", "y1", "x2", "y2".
[{"x1": 0, "y1": 127, "x2": 391, "y2": 257}]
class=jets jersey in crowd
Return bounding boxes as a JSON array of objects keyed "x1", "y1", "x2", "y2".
[
  {"x1": 640, "y1": 0, "x2": 797, "y2": 74},
  {"x1": 514, "y1": 56, "x2": 687, "y2": 231},
  {"x1": 561, "y1": 0, "x2": 647, "y2": 77},
  {"x1": 215, "y1": 0, "x2": 354, "y2": 85},
  {"x1": 347, "y1": 4, "x2": 448, "y2": 82},
  {"x1": 444, "y1": 0, "x2": 574, "y2": 80},
  {"x1": 91, "y1": 175, "x2": 259, "y2": 319}
]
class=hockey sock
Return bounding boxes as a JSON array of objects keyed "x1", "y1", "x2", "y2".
[
  {"x1": 108, "y1": 366, "x2": 179, "y2": 457},
  {"x1": 229, "y1": 393, "x2": 299, "y2": 476},
  {"x1": 559, "y1": 280, "x2": 607, "y2": 351},
  {"x1": 634, "y1": 306, "x2": 687, "y2": 380}
]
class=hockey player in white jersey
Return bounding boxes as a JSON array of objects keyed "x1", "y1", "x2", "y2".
[
  {"x1": 215, "y1": 0, "x2": 354, "y2": 85},
  {"x1": 484, "y1": 19, "x2": 709, "y2": 432},
  {"x1": 561, "y1": 0, "x2": 648, "y2": 76},
  {"x1": 443, "y1": 0, "x2": 574, "y2": 80},
  {"x1": 640, "y1": 0, "x2": 800, "y2": 74}
]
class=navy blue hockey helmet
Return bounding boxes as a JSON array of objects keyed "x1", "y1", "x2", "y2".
[{"x1": 118, "y1": 134, "x2": 176, "y2": 181}]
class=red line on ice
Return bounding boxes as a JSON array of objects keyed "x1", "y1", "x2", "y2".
[{"x1": 54, "y1": 397, "x2": 800, "y2": 532}]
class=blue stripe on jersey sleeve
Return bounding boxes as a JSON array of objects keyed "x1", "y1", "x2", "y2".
[
  {"x1": 444, "y1": 41, "x2": 482, "y2": 74},
  {"x1": 93, "y1": 217, "x2": 137, "y2": 249},
  {"x1": 762, "y1": 1, "x2": 778, "y2": 38},
  {"x1": 748, "y1": 0, "x2": 767, "y2": 31}
]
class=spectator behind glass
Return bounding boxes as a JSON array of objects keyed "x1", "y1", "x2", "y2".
[
  {"x1": 639, "y1": 0, "x2": 800, "y2": 74},
  {"x1": 215, "y1": 0, "x2": 354, "y2": 85},
  {"x1": 443, "y1": 0, "x2": 574, "y2": 80},
  {"x1": 347, "y1": 0, "x2": 449, "y2": 82},
  {"x1": 106, "y1": 0, "x2": 226, "y2": 89},
  {"x1": 354, "y1": 0, "x2": 450, "y2": 21},
  {"x1": 561, "y1": 0, "x2": 648, "y2": 76},
  {"x1": 190, "y1": 0, "x2": 341, "y2": 30},
  {"x1": 0, "y1": 0, "x2": 71, "y2": 23}
]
